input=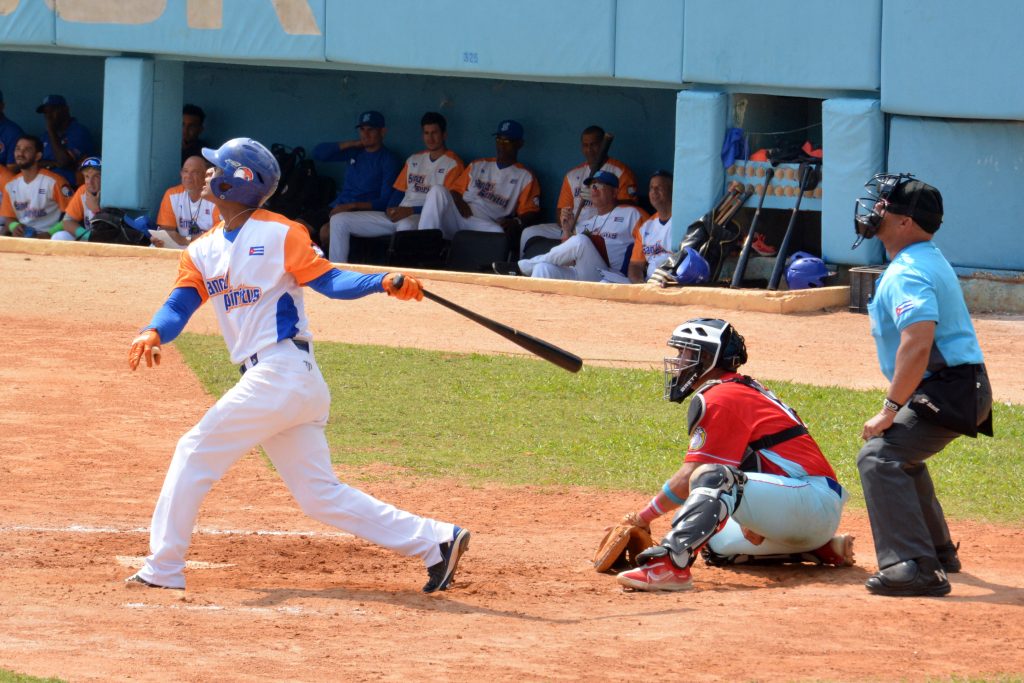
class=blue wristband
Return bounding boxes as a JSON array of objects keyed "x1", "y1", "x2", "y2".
[{"x1": 662, "y1": 481, "x2": 686, "y2": 506}]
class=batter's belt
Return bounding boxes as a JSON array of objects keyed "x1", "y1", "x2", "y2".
[{"x1": 239, "y1": 338, "x2": 310, "y2": 375}]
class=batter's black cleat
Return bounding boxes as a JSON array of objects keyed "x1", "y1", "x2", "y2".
[
  {"x1": 492, "y1": 261, "x2": 521, "y2": 276},
  {"x1": 865, "y1": 557, "x2": 950, "y2": 597},
  {"x1": 124, "y1": 572, "x2": 184, "y2": 590},
  {"x1": 935, "y1": 540, "x2": 961, "y2": 573},
  {"x1": 423, "y1": 526, "x2": 470, "y2": 593}
]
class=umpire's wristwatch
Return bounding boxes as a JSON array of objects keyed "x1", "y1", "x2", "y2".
[{"x1": 882, "y1": 397, "x2": 902, "y2": 413}]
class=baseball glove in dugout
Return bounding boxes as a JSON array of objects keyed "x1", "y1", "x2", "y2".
[{"x1": 593, "y1": 524, "x2": 656, "y2": 573}]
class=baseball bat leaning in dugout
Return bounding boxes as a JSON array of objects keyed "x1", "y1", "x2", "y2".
[
  {"x1": 391, "y1": 275, "x2": 583, "y2": 373},
  {"x1": 569, "y1": 133, "x2": 615, "y2": 233}
]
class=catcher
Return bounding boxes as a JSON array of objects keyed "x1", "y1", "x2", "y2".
[{"x1": 599, "y1": 318, "x2": 853, "y2": 591}]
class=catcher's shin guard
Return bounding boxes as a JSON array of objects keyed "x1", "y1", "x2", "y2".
[{"x1": 638, "y1": 465, "x2": 745, "y2": 569}]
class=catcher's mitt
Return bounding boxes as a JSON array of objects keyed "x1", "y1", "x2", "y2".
[{"x1": 593, "y1": 524, "x2": 656, "y2": 573}]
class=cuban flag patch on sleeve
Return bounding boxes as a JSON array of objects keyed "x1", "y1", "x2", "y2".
[
  {"x1": 249, "y1": 246, "x2": 264, "y2": 256},
  {"x1": 894, "y1": 299, "x2": 916, "y2": 317}
]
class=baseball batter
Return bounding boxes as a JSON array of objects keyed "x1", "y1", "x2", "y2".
[
  {"x1": 614, "y1": 319, "x2": 853, "y2": 592},
  {"x1": 126, "y1": 137, "x2": 470, "y2": 593}
]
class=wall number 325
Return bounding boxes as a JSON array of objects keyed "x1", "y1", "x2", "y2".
[{"x1": 462, "y1": 52, "x2": 479, "y2": 64}]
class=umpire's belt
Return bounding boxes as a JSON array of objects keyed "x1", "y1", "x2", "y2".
[{"x1": 239, "y1": 338, "x2": 310, "y2": 375}]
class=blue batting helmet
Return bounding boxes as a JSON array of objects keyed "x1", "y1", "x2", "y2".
[
  {"x1": 202, "y1": 138, "x2": 280, "y2": 208},
  {"x1": 674, "y1": 247, "x2": 711, "y2": 285},
  {"x1": 785, "y1": 251, "x2": 829, "y2": 289}
]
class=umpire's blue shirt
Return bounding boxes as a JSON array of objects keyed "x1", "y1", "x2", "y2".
[{"x1": 868, "y1": 240, "x2": 984, "y2": 381}]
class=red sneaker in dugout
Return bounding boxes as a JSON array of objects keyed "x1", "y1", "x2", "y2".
[
  {"x1": 616, "y1": 556, "x2": 693, "y2": 592},
  {"x1": 811, "y1": 534, "x2": 855, "y2": 567}
]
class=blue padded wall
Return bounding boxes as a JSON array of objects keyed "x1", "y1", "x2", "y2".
[
  {"x1": 0, "y1": 0, "x2": 54, "y2": 45},
  {"x1": 614, "y1": 0, "x2": 685, "y2": 84},
  {"x1": 102, "y1": 58, "x2": 154, "y2": 209},
  {"x1": 325, "y1": 0, "x2": 615, "y2": 79},
  {"x1": 882, "y1": 0, "x2": 1024, "y2": 120},
  {"x1": 821, "y1": 98, "x2": 885, "y2": 266},
  {"x1": 683, "y1": 0, "x2": 881, "y2": 92},
  {"x1": 889, "y1": 117, "x2": 1024, "y2": 271},
  {"x1": 672, "y1": 90, "x2": 727, "y2": 247}
]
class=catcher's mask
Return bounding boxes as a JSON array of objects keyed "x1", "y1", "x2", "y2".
[
  {"x1": 664, "y1": 318, "x2": 747, "y2": 403},
  {"x1": 852, "y1": 172, "x2": 943, "y2": 249}
]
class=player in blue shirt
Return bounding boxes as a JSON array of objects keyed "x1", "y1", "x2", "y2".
[
  {"x1": 852, "y1": 173, "x2": 993, "y2": 598},
  {"x1": 313, "y1": 110, "x2": 401, "y2": 255},
  {"x1": 0, "y1": 89, "x2": 25, "y2": 170},
  {"x1": 36, "y1": 94, "x2": 95, "y2": 187}
]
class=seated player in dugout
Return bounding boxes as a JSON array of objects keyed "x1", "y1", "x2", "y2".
[{"x1": 613, "y1": 318, "x2": 854, "y2": 592}]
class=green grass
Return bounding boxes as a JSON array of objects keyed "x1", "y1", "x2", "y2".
[
  {"x1": 176, "y1": 333, "x2": 1024, "y2": 525},
  {"x1": 0, "y1": 670, "x2": 66, "y2": 683}
]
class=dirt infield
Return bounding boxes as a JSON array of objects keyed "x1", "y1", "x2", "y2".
[{"x1": 1, "y1": 249, "x2": 1022, "y2": 682}]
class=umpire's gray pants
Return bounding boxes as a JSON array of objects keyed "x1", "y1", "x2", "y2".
[{"x1": 856, "y1": 409, "x2": 960, "y2": 570}]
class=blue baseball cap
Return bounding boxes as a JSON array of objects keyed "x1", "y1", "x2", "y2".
[
  {"x1": 583, "y1": 170, "x2": 620, "y2": 189},
  {"x1": 493, "y1": 119, "x2": 524, "y2": 141},
  {"x1": 80, "y1": 156, "x2": 101, "y2": 170},
  {"x1": 355, "y1": 110, "x2": 385, "y2": 129},
  {"x1": 36, "y1": 94, "x2": 68, "y2": 112}
]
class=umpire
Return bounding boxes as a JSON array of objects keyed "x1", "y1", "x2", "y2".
[{"x1": 853, "y1": 173, "x2": 993, "y2": 597}]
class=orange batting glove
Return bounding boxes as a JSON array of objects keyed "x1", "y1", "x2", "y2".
[
  {"x1": 128, "y1": 329, "x2": 162, "y2": 370},
  {"x1": 382, "y1": 273, "x2": 423, "y2": 302}
]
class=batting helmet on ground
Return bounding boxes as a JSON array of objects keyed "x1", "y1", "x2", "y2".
[{"x1": 785, "y1": 251, "x2": 830, "y2": 289}]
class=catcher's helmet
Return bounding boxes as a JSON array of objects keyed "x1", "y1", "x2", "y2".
[
  {"x1": 674, "y1": 247, "x2": 710, "y2": 285},
  {"x1": 202, "y1": 138, "x2": 280, "y2": 208},
  {"x1": 785, "y1": 251, "x2": 829, "y2": 289},
  {"x1": 664, "y1": 318, "x2": 747, "y2": 403}
]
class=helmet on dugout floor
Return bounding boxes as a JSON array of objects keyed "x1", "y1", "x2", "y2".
[
  {"x1": 785, "y1": 251, "x2": 830, "y2": 289},
  {"x1": 202, "y1": 138, "x2": 281, "y2": 208},
  {"x1": 674, "y1": 247, "x2": 710, "y2": 285},
  {"x1": 664, "y1": 318, "x2": 747, "y2": 403}
]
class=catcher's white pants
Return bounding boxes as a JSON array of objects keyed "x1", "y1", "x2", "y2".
[
  {"x1": 517, "y1": 234, "x2": 606, "y2": 282},
  {"x1": 418, "y1": 186, "x2": 503, "y2": 240},
  {"x1": 136, "y1": 339, "x2": 452, "y2": 589},
  {"x1": 708, "y1": 472, "x2": 846, "y2": 556},
  {"x1": 327, "y1": 211, "x2": 420, "y2": 262}
]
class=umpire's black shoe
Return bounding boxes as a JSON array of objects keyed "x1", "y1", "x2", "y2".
[
  {"x1": 492, "y1": 261, "x2": 521, "y2": 276},
  {"x1": 935, "y1": 540, "x2": 961, "y2": 573},
  {"x1": 423, "y1": 526, "x2": 471, "y2": 593},
  {"x1": 865, "y1": 557, "x2": 950, "y2": 597}
]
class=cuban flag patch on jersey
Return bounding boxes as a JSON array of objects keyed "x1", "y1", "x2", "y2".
[
  {"x1": 894, "y1": 299, "x2": 916, "y2": 317},
  {"x1": 249, "y1": 246, "x2": 264, "y2": 256}
]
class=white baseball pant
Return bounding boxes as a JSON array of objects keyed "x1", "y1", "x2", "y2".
[
  {"x1": 327, "y1": 211, "x2": 420, "y2": 262},
  {"x1": 418, "y1": 186, "x2": 503, "y2": 240},
  {"x1": 135, "y1": 338, "x2": 452, "y2": 589}
]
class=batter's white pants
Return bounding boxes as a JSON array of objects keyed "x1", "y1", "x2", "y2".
[
  {"x1": 136, "y1": 339, "x2": 453, "y2": 589},
  {"x1": 327, "y1": 211, "x2": 420, "y2": 262},
  {"x1": 707, "y1": 472, "x2": 847, "y2": 557},
  {"x1": 517, "y1": 233, "x2": 606, "y2": 282},
  {"x1": 418, "y1": 186, "x2": 503, "y2": 240}
]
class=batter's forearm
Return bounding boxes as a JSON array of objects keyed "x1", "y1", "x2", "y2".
[{"x1": 147, "y1": 287, "x2": 202, "y2": 343}]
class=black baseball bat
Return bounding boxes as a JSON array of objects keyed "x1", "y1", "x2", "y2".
[
  {"x1": 391, "y1": 275, "x2": 583, "y2": 373},
  {"x1": 730, "y1": 167, "x2": 774, "y2": 289},
  {"x1": 767, "y1": 163, "x2": 816, "y2": 291}
]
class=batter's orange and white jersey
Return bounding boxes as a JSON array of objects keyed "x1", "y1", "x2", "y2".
[
  {"x1": 631, "y1": 213, "x2": 674, "y2": 268},
  {"x1": 577, "y1": 204, "x2": 648, "y2": 272},
  {"x1": 173, "y1": 209, "x2": 334, "y2": 365},
  {"x1": 0, "y1": 168, "x2": 70, "y2": 229},
  {"x1": 557, "y1": 158, "x2": 638, "y2": 222},
  {"x1": 394, "y1": 149, "x2": 464, "y2": 207},
  {"x1": 453, "y1": 158, "x2": 541, "y2": 222},
  {"x1": 64, "y1": 185, "x2": 99, "y2": 225},
  {"x1": 157, "y1": 184, "x2": 221, "y2": 239}
]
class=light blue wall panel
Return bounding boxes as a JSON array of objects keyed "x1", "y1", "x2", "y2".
[
  {"x1": 683, "y1": 0, "x2": 881, "y2": 91},
  {"x1": 614, "y1": 0, "x2": 684, "y2": 83},
  {"x1": 102, "y1": 59, "x2": 154, "y2": 209},
  {"x1": 888, "y1": 117, "x2": 1024, "y2": 271},
  {"x1": 0, "y1": 0, "x2": 54, "y2": 46},
  {"x1": 325, "y1": 0, "x2": 615, "y2": 78},
  {"x1": 0, "y1": 53, "x2": 105, "y2": 149},
  {"x1": 821, "y1": 98, "x2": 885, "y2": 266},
  {"x1": 182, "y1": 63, "x2": 676, "y2": 222},
  {"x1": 672, "y1": 90, "x2": 727, "y2": 246},
  {"x1": 55, "y1": 0, "x2": 325, "y2": 62},
  {"x1": 882, "y1": 0, "x2": 1024, "y2": 119}
]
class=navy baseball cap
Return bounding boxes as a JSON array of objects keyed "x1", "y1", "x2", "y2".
[
  {"x1": 889, "y1": 179, "x2": 944, "y2": 234},
  {"x1": 36, "y1": 94, "x2": 68, "y2": 112},
  {"x1": 493, "y1": 119, "x2": 524, "y2": 141},
  {"x1": 355, "y1": 110, "x2": 386, "y2": 129},
  {"x1": 583, "y1": 170, "x2": 620, "y2": 189}
]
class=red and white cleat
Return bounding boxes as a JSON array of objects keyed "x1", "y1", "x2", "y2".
[
  {"x1": 616, "y1": 556, "x2": 693, "y2": 592},
  {"x1": 811, "y1": 534, "x2": 855, "y2": 567}
]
